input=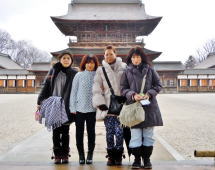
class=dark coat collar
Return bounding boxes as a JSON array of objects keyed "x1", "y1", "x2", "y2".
[
  {"x1": 128, "y1": 63, "x2": 149, "y2": 76},
  {"x1": 53, "y1": 62, "x2": 74, "y2": 75}
]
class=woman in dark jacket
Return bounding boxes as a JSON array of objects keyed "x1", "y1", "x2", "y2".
[
  {"x1": 37, "y1": 52, "x2": 77, "y2": 164},
  {"x1": 120, "y1": 47, "x2": 163, "y2": 169}
]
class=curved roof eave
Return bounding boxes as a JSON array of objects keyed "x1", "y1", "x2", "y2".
[
  {"x1": 51, "y1": 47, "x2": 162, "y2": 61},
  {"x1": 51, "y1": 16, "x2": 162, "y2": 36}
]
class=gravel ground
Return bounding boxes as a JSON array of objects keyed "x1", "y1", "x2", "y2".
[
  {"x1": 0, "y1": 93, "x2": 214, "y2": 160},
  {"x1": 0, "y1": 94, "x2": 42, "y2": 156},
  {"x1": 156, "y1": 93, "x2": 215, "y2": 160}
]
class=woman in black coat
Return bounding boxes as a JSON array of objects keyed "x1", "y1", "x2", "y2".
[
  {"x1": 37, "y1": 52, "x2": 77, "y2": 164},
  {"x1": 120, "y1": 47, "x2": 163, "y2": 169}
]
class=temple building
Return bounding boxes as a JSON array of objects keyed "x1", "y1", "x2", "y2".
[
  {"x1": 194, "y1": 53, "x2": 215, "y2": 69},
  {"x1": 0, "y1": 53, "x2": 36, "y2": 93},
  {"x1": 28, "y1": 62, "x2": 51, "y2": 91},
  {"x1": 177, "y1": 53, "x2": 215, "y2": 92},
  {"x1": 51, "y1": 0, "x2": 162, "y2": 65},
  {"x1": 153, "y1": 61, "x2": 185, "y2": 93}
]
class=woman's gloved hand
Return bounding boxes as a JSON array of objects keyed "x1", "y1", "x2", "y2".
[{"x1": 98, "y1": 104, "x2": 108, "y2": 111}]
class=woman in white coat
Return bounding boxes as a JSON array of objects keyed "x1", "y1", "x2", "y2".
[{"x1": 92, "y1": 45, "x2": 126, "y2": 166}]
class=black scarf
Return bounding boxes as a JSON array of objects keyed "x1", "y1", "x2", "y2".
[{"x1": 54, "y1": 62, "x2": 71, "y2": 74}]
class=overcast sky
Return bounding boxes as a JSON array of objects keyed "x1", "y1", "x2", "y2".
[{"x1": 0, "y1": 0, "x2": 215, "y2": 62}]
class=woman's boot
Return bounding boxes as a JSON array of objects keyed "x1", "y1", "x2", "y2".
[
  {"x1": 79, "y1": 152, "x2": 85, "y2": 165},
  {"x1": 61, "y1": 147, "x2": 70, "y2": 164},
  {"x1": 61, "y1": 126, "x2": 70, "y2": 164},
  {"x1": 142, "y1": 146, "x2": 153, "y2": 169},
  {"x1": 86, "y1": 151, "x2": 93, "y2": 164},
  {"x1": 106, "y1": 148, "x2": 115, "y2": 166},
  {"x1": 131, "y1": 147, "x2": 142, "y2": 169},
  {"x1": 52, "y1": 147, "x2": 62, "y2": 164},
  {"x1": 114, "y1": 148, "x2": 125, "y2": 166},
  {"x1": 78, "y1": 150, "x2": 85, "y2": 165},
  {"x1": 86, "y1": 144, "x2": 95, "y2": 164},
  {"x1": 77, "y1": 145, "x2": 85, "y2": 165}
]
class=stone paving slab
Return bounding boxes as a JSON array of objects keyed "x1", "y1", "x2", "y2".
[
  {"x1": 0, "y1": 114, "x2": 214, "y2": 169},
  {"x1": 0, "y1": 162, "x2": 214, "y2": 170},
  {"x1": 0, "y1": 123, "x2": 174, "y2": 163}
]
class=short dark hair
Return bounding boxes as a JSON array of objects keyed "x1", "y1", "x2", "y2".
[
  {"x1": 57, "y1": 52, "x2": 73, "y2": 63},
  {"x1": 80, "y1": 55, "x2": 99, "y2": 71},
  {"x1": 104, "y1": 45, "x2": 116, "y2": 54},
  {"x1": 126, "y1": 46, "x2": 151, "y2": 65}
]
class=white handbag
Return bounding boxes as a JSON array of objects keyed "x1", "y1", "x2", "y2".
[{"x1": 119, "y1": 73, "x2": 147, "y2": 127}]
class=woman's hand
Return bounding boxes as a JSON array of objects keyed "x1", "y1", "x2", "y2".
[
  {"x1": 142, "y1": 93, "x2": 150, "y2": 100},
  {"x1": 134, "y1": 94, "x2": 144, "y2": 101},
  {"x1": 98, "y1": 105, "x2": 108, "y2": 111},
  {"x1": 37, "y1": 105, "x2": 41, "y2": 110},
  {"x1": 71, "y1": 112, "x2": 76, "y2": 114}
]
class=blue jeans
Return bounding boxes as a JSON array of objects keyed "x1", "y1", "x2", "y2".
[{"x1": 129, "y1": 127, "x2": 155, "y2": 148}]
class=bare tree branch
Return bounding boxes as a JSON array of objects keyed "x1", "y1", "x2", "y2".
[
  {"x1": 196, "y1": 39, "x2": 215, "y2": 62},
  {"x1": 0, "y1": 29, "x2": 51, "y2": 68}
]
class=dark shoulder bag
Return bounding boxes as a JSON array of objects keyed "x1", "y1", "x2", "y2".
[{"x1": 102, "y1": 67, "x2": 126, "y2": 115}]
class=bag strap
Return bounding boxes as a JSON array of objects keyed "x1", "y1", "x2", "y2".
[
  {"x1": 102, "y1": 67, "x2": 115, "y2": 95},
  {"x1": 140, "y1": 69, "x2": 148, "y2": 93}
]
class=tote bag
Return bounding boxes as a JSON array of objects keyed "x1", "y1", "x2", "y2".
[{"x1": 119, "y1": 73, "x2": 147, "y2": 127}]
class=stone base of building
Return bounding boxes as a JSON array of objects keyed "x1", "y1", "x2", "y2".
[{"x1": 0, "y1": 87, "x2": 36, "y2": 94}]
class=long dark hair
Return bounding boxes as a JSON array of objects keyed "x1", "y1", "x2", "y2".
[
  {"x1": 79, "y1": 55, "x2": 99, "y2": 71},
  {"x1": 57, "y1": 52, "x2": 74, "y2": 65},
  {"x1": 126, "y1": 46, "x2": 151, "y2": 66}
]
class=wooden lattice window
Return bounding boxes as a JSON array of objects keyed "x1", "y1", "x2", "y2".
[
  {"x1": 211, "y1": 80, "x2": 215, "y2": 86},
  {"x1": 190, "y1": 79, "x2": 198, "y2": 86},
  {"x1": 27, "y1": 80, "x2": 33, "y2": 87},
  {"x1": 8, "y1": 80, "x2": 15, "y2": 87},
  {"x1": 17, "y1": 80, "x2": 24, "y2": 87},
  {"x1": 201, "y1": 79, "x2": 208, "y2": 86},
  {"x1": 167, "y1": 79, "x2": 175, "y2": 87},
  {"x1": 0, "y1": 80, "x2": 4, "y2": 87},
  {"x1": 180, "y1": 80, "x2": 188, "y2": 87}
]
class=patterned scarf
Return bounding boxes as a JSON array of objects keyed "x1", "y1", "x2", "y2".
[{"x1": 40, "y1": 96, "x2": 68, "y2": 131}]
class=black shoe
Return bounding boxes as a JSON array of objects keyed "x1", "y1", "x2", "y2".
[
  {"x1": 115, "y1": 159, "x2": 122, "y2": 165},
  {"x1": 107, "y1": 158, "x2": 115, "y2": 166},
  {"x1": 79, "y1": 159, "x2": 85, "y2": 164},
  {"x1": 143, "y1": 159, "x2": 152, "y2": 169},
  {"x1": 52, "y1": 147, "x2": 62, "y2": 164},
  {"x1": 79, "y1": 153, "x2": 85, "y2": 165},
  {"x1": 61, "y1": 157, "x2": 69, "y2": 164},
  {"x1": 131, "y1": 157, "x2": 141, "y2": 169},
  {"x1": 86, "y1": 152, "x2": 93, "y2": 164},
  {"x1": 53, "y1": 157, "x2": 61, "y2": 164}
]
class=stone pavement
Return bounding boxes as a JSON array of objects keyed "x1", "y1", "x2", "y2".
[
  {"x1": 0, "y1": 162, "x2": 214, "y2": 170},
  {"x1": 0, "y1": 123, "x2": 214, "y2": 170},
  {"x1": 0, "y1": 123, "x2": 174, "y2": 163}
]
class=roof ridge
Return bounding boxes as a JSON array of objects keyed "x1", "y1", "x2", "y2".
[
  {"x1": 0, "y1": 52, "x2": 10, "y2": 57},
  {"x1": 153, "y1": 61, "x2": 182, "y2": 63},
  {"x1": 72, "y1": 0, "x2": 142, "y2": 4}
]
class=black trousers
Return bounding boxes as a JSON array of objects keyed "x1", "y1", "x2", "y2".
[
  {"x1": 75, "y1": 112, "x2": 96, "y2": 153},
  {"x1": 52, "y1": 125, "x2": 70, "y2": 157}
]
